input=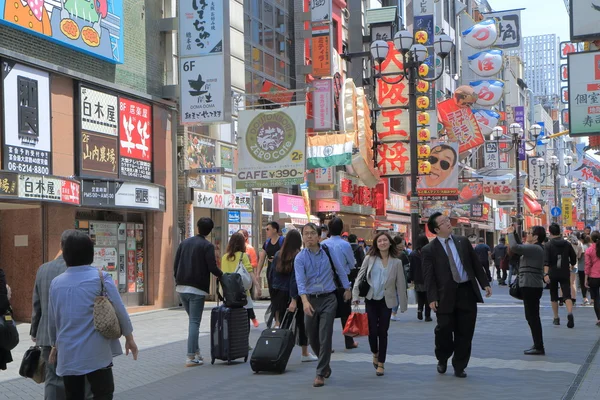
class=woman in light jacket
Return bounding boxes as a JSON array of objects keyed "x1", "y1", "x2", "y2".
[
  {"x1": 48, "y1": 230, "x2": 138, "y2": 398},
  {"x1": 352, "y1": 231, "x2": 407, "y2": 377}
]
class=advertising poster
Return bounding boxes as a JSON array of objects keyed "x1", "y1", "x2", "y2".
[
  {"x1": 568, "y1": 51, "x2": 600, "y2": 136},
  {"x1": 2, "y1": 62, "x2": 52, "y2": 175},
  {"x1": 119, "y1": 98, "x2": 152, "y2": 181},
  {"x1": 417, "y1": 142, "x2": 459, "y2": 200},
  {"x1": 186, "y1": 134, "x2": 216, "y2": 170},
  {"x1": 458, "y1": 179, "x2": 484, "y2": 204},
  {"x1": 93, "y1": 247, "x2": 118, "y2": 286},
  {"x1": 237, "y1": 106, "x2": 306, "y2": 189},
  {"x1": 0, "y1": 0, "x2": 124, "y2": 63},
  {"x1": 437, "y1": 97, "x2": 484, "y2": 154},
  {"x1": 219, "y1": 144, "x2": 234, "y2": 173},
  {"x1": 178, "y1": 0, "x2": 224, "y2": 56}
]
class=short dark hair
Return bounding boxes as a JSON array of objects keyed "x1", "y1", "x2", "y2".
[
  {"x1": 415, "y1": 234, "x2": 430, "y2": 251},
  {"x1": 328, "y1": 217, "x2": 344, "y2": 236},
  {"x1": 427, "y1": 212, "x2": 443, "y2": 234},
  {"x1": 62, "y1": 230, "x2": 94, "y2": 267},
  {"x1": 499, "y1": 238, "x2": 506, "y2": 243},
  {"x1": 530, "y1": 226, "x2": 546, "y2": 244},
  {"x1": 348, "y1": 234, "x2": 358, "y2": 243},
  {"x1": 431, "y1": 144, "x2": 457, "y2": 167},
  {"x1": 302, "y1": 223, "x2": 319, "y2": 236},
  {"x1": 197, "y1": 218, "x2": 214, "y2": 236},
  {"x1": 549, "y1": 223, "x2": 561, "y2": 236},
  {"x1": 267, "y1": 221, "x2": 280, "y2": 233},
  {"x1": 478, "y1": 237, "x2": 485, "y2": 243}
]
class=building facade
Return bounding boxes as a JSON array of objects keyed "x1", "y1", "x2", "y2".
[{"x1": 0, "y1": 0, "x2": 178, "y2": 320}]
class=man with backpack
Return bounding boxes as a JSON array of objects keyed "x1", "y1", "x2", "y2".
[
  {"x1": 544, "y1": 223, "x2": 578, "y2": 328},
  {"x1": 256, "y1": 222, "x2": 285, "y2": 298}
]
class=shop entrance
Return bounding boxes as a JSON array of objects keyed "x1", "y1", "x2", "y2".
[{"x1": 75, "y1": 209, "x2": 146, "y2": 307}]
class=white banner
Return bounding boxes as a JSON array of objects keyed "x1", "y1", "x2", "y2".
[
  {"x1": 528, "y1": 157, "x2": 542, "y2": 199},
  {"x1": 80, "y1": 87, "x2": 118, "y2": 136},
  {"x1": 571, "y1": 1, "x2": 600, "y2": 41},
  {"x1": 484, "y1": 142, "x2": 499, "y2": 169},
  {"x1": 179, "y1": 0, "x2": 224, "y2": 56},
  {"x1": 310, "y1": 0, "x2": 332, "y2": 22},
  {"x1": 237, "y1": 106, "x2": 306, "y2": 189},
  {"x1": 179, "y1": 55, "x2": 229, "y2": 124},
  {"x1": 193, "y1": 190, "x2": 224, "y2": 209},
  {"x1": 115, "y1": 182, "x2": 164, "y2": 210}
]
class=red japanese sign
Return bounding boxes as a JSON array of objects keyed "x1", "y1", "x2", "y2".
[
  {"x1": 119, "y1": 98, "x2": 152, "y2": 162},
  {"x1": 437, "y1": 98, "x2": 484, "y2": 153},
  {"x1": 372, "y1": 181, "x2": 387, "y2": 216},
  {"x1": 376, "y1": 109, "x2": 409, "y2": 142},
  {"x1": 377, "y1": 142, "x2": 410, "y2": 176},
  {"x1": 61, "y1": 180, "x2": 80, "y2": 205}
]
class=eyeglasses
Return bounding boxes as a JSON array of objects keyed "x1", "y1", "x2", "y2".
[
  {"x1": 303, "y1": 231, "x2": 319, "y2": 237},
  {"x1": 428, "y1": 156, "x2": 451, "y2": 171}
]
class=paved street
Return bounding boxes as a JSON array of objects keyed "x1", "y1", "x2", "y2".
[{"x1": 2, "y1": 283, "x2": 600, "y2": 400}]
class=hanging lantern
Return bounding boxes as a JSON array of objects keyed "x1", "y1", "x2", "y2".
[
  {"x1": 418, "y1": 144, "x2": 431, "y2": 158},
  {"x1": 418, "y1": 128, "x2": 431, "y2": 141},
  {"x1": 417, "y1": 96, "x2": 430, "y2": 109},
  {"x1": 419, "y1": 160, "x2": 432, "y2": 174},
  {"x1": 418, "y1": 63, "x2": 429, "y2": 77},
  {"x1": 417, "y1": 80, "x2": 430, "y2": 93},
  {"x1": 417, "y1": 111, "x2": 430, "y2": 125},
  {"x1": 415, "y1": 30, "x2": 428, "y2": 44}
]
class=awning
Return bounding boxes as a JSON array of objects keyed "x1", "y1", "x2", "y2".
[
  {"x1": 275, "y1": 213, "x2": 319, "y2": 226},
  {"x1": 471, "y1": 222, "x2": 494, "y2": 231},
  {"x1": 381, "y1": 212, "x2": 412, "y2": 224}
]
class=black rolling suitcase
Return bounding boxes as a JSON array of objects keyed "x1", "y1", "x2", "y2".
[
  {"x1": 250, "y1": 311, "x2": 296, "y2": 373},
  {"x1": 210, "y1": 305, "x2": 249, "y2": 365}
]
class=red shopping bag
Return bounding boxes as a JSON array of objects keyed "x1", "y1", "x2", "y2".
[{"x1": 343, "y1": 310, "x2": 369, "y2": 337}]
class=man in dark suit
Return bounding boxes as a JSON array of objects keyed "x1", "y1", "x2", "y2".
[{"x1": 422, "y1": 212, "x2": 492, "y2": 378}]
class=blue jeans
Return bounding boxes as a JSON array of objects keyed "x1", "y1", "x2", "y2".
[
  {"x1": 392, "y1": 294, "x2": 400, "y2": 314},
  {"x1": 508, "y1": 264, "x2": 515, "y2": 285},
  {"x1": 179, "y1": 293, "x2": 206, "y2": 357}
]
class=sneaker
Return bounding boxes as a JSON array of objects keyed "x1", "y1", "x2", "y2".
[
  {"x1": 567, "y1": 313, "x2": 575, "y2": 329},
  {"x1": 553, "y1": 318, "x2": 560, "y2": 325},
  {"x1": 390, "y1": 315, "x2": 399, "y2": 321},
  {"x1": 186, "y1": 358, "x2": 203, "y2": 367},
  {"x1": 195, "y1": 352, "x2": 204, "y2": 361},
  {"x1": 252, "y1": 319, "x2": 260, "y2": 328},
  {"x1": 301, "y1": 353, "x2": 318, "y2": 362},
  {"x1": 248, "y1": 345, "x2": 253, "y2": 351},
  {"x1": 584, "y1": 299, "x2": 591, "y2": 306}
]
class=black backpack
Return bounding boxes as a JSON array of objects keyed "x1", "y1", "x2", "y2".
[{"x1": 217, "y1": 273, "x2": 247, "y2": 308}]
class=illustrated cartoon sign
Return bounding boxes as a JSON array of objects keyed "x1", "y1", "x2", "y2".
[
  {"x1": 0, "y1": 0, "x2": 124, "y2": 63},
  {"x1": 119, "y1": 98, "x2": 152, "y2": 181},
  {"x1": 417, "y1": 142, "x2": 459, "y2": 201},
  {"x1": 437, "y1": 91, "x2": 484, "y2": 154}
]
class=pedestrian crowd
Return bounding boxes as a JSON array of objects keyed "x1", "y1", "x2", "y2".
[{"x1": 2, "y1": 217, "x2": 600, "y2": 396}]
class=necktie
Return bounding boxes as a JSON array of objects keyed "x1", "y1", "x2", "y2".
[{"x1": 444, "y1": 238, "x2": 462, "y2": 283}]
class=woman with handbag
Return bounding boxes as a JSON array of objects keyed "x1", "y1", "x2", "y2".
[
  {"x1": 47, "y1": 230, "x2": 138, "y2": 398},
  {"x1": 507, "y1": 225, "x2": 546, "y2": 355},
  {"x1": 270, "y1": 229, "x2": 317, "y2": 362},
  {"x1": 352, "y1": 231, "x2": 408, "y2": 376},
  {"x1": 221, "y1": 232, "x2": 260, "y2": 328},
  {"x1": 584, "y1": 231, "x2": 600, "y2": 326},
  {"x1": 409, "y1": 235, "x2": 433, "y2": 322}
]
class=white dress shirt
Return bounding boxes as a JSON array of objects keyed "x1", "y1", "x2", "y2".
[{"x1": 438, "y1": 236, "x2": 469, "y2": 283}]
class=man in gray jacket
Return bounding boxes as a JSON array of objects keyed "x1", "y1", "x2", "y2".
[{"x1": 31, "y1": 231, "x2": 89, "y2": 399}]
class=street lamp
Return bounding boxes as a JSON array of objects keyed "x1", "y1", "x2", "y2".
[
  {"x1": 494, "y1": 123, "x2": 542, "y2": 234},
  {"x1": 539, "y1": 152, "x2": 573, "y2": 222},
  {"x1": 392, "y1": 28, "x2": 454, "y2": 244}
]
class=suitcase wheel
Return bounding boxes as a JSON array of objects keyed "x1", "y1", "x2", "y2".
[
  {"x1": 244, "y1": 356, "x2": 248, "y2": 363},
  {"x1": 227, "y1": 360, "x2": 232, "y2": 365}
]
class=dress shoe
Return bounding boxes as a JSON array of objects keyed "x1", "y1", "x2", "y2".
[
  {"x1": 437, "y1": 360, "x2": 447, "y2": 374},
  {"x1": 376, "y1": 363, "x2": 385, "y2": 376},
  {"x1": 524, "y1": 347, "x2": 545, "y2": 355},
  {"x1": 454, "y1": 370, "x2": 467, "y2": 378},
  {"x1": 313, "y1": 376, "x2": 325, "y2": 387},
  {"x1": 346, "y1": 342, "x2": 359, "y2": 350},
  {"x1": 323, "y1": 366, "x2": 332, "y2": 379},
  {"x1": 425, "y1": 316, "x2": 433, "y2": 322},
  {"x1": 417, "y1": 310, "x2": 423, "y2": 320}
]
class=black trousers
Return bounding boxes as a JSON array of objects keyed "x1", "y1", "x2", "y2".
[
  {"x1": 496, "y1": 267, "x2": 507, "y2": 282},
  {"x1": 416, "y1": 290, "x2": 431, "y2": 317},
  {"x1": 588, "y1": 278, "x2": 600, "y2": 320},
  {"x1": 482, "y1": 261, "x2": 491, "y2": 283},
  {"x1": 578, "y1": 270, "x2": 588, "y2": 299},
  {"x1": 64, "y1": 365, "x2": 114, "y2": 400},
  {"x1": 434, "y1": 283, "x2": 477, "y2": 372},
  {"x1": 365, "y1": 298, "x2": 392, "y2": 363},
  {"x1": 522, "y1": 287, "x2": 544, "y2": 350}
]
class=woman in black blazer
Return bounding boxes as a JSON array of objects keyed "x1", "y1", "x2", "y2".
[{"x1": 409, "y1": 235, "x2": 433, "y2": 322}]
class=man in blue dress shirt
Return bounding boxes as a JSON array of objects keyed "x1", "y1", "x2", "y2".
[
  {"x1": 321, "y1": 217, "x2": 359, "y2": 350},
  {"x1": 295, "y1": 223, "x2": 351, "y2": 388}
]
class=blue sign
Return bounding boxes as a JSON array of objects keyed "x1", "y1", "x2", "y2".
[
  {"x1": 551, "y1": 207, "x2": 562, "y2": 217},
  {"x1": 0, "y1": 0, "x2": 124, "y2": 64},
  {"x1": 537, "y1": 121, "x2": 545, "y2": 145},
  {"x1": 228, "y1": 210, "x2": 241, "y2": 223}
]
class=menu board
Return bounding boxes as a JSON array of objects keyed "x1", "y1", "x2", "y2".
[
  {"x1": 93, "y1": 247, "x2": 118, "y2": 285},
  {"x1": 89, "y1": 222, "x2": 118, "y2": 246}
]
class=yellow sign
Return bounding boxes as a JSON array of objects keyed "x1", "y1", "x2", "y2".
[{"x1": 562, "y1": 198, "x2": 573, "y2": 226}]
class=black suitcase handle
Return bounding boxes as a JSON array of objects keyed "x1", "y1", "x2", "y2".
[{"x1": 279, "y1": 310, "x2": 298, "y2": 334}]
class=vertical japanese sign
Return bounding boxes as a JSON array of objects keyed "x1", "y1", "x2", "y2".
[
  {"x1": 563, "y1": 197, "x2": 574, "y2": 226},
  {"x1": 484, "y1": 142, "x2": 499, "y2": 169},
  {"x1": 514, "y1": 105, "x2": 526, "y2": 160},
  {"x1": 528, "y1": 156, "x2": 542, "y2": 199},
  {"x1": 178, "y1": 0, "x2": 231, "y2": 124},
  {"x1": 2, "y1": 61, "x2": 52, "y2": 175},
  {"x1": 312, "y1": 79, "x2": 334, "y2": 131},
  {"x1": 79, "y1": 86, "x2": 118, "y2": 179},
  {"x1": 484, "y1": 10, "x2": 521, "y2": 51},
  {"x1": 311, "y1": 33, "x2": 331, "y2": 77},
  {"x1": 568, "y1": 51, "x2": 600, "y2": 136},
  {"x1": 119, "y1": 98, "x2": 152, "y2": 181}
]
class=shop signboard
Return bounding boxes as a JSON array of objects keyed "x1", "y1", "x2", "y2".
[
  {"x1": 18, "y1": 174, "x2": 59, "y2": 202},
  {"x1": 219, "y1": 144, "x2": 234, "y2": 173},
  {"x1": 314, "y1": 167, "x2": 335, "y2": 184},
  {"x1": 119, "y1": 98, "x2": 152, "y2": 181},
  {"x1": 417, "y1": 142, "x2": 460, "y2": 201},
  {"x1": 81, "y1": 131, "x2": 119, "y2": 179},
  {"x1": 2, "y1": 62, "x2": 52, "y2": 175},
  {"x1": 192, "y1": 189, "x2": 224, "y2": 209},
  {"x1": 484, "y1": 9, "x2": 522, "y2": 51},
  {"x1": 570, "y1": 1, "x2": 600, "y2": 41},
  {"x1": 81, "y1": 180, "x2": 165, "y2": 211},
  {"x1": 237, "y1": 106, "x2": 306, "y2": 189},
  {"x1": 80, "y1": 87, "x2": 118, "y2": 136},
  {"x1": 311, "y1": 0, "x2": 332, "y2": 22},
  {"x1": 179, "y1": 0, "x2": 224, "y2": 57},
  {"x1": 0, "y1": 0, "x2": 124, "y2": 63},
  {"x1": 314, "y1": 199, "x2": 340, "y2": 212},
  {"x1": 226, "y1": 192, "x2": 252, "y2": 210},
  {"x1": 311, "y1": 33, "x2": 332, "y2": 77},
  {"x1": 274, "y1": 193, "x2": 308, "y2": 215},
  {"x1": 186, "y1": 133, "x2": 216, "y2": 170},
  {"x1": 227, "y1": 210, "x2": 241, "y2": 223},
  {"x1": 568, "y1": 51, "x2": 600, "y2": 136},
  {"x1": 0, "y1": 171, "x2": 18, "y2": 198},
  {"x1": 312, "y1": 79, "x2": 334, "y2": 131}
]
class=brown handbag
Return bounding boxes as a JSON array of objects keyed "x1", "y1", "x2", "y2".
[{"x1": 93, "y1": 270, "x2": 122, "y2": 340}]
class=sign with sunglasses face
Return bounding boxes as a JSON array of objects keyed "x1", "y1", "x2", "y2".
[{"x1": 417, "y1": 142, "x2": 459, "y2": 200}]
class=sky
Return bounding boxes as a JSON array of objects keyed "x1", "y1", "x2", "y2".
[{"x1": 487, "y1": 0, "x2": 570, "y2": 41}]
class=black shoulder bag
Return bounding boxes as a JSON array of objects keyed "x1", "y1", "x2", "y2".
[{"x1": 322, "y1": 244, "x2": 347, "y2": 318}]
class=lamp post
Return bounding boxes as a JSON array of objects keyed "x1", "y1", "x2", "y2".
[
  {"x1": 392, "y1": 29, "x2": 454, "y2": 244},
  {"x1": 539, "y1": 153, "x2": 573, "y2": 223},
  {"x1": 492, "y1": 123, "x2": 542, "y2": 235}
]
